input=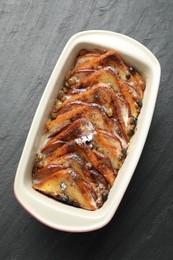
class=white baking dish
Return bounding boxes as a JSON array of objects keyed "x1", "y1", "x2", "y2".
[{"x1": 14, "y1": 30, "x2": 161, "y2": 232}]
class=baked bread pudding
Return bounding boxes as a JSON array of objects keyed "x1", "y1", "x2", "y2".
[{"x1": 32, "y1": 49, "x2": 145, "y2": 210}]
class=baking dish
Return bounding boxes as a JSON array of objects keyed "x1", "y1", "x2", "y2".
[{"x1": 14, "y1": 30, "x2": 161, "y2": 232}]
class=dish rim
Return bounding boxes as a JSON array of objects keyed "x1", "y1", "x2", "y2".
[{"x1": 14, "y1": 30, "x2": 161, "y2": 232}]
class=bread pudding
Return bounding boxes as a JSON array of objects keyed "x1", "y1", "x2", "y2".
[{"x1": 32, "y1": 49, "x2": 145, "y2": 210}]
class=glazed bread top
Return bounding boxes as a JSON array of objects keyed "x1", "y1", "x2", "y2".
[{"x1": 32, "y1": 49, "x2": 145, "y2": 210}]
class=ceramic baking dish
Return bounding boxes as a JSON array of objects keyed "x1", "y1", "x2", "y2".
[{"x1": 14, "y1": 30, "x2": 161, "y2": 232}]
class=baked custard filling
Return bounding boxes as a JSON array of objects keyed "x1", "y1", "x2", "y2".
[{"x1": 32, "y1": 49, "x2": 145, "y2": 210}]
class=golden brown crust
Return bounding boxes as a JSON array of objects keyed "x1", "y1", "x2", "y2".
[
  {"x1": 33, "y1": 168, "x2": 97, "y2": 210},
  {"x1": 32, "y1": 49, "x2": 145, "y2": 210}
]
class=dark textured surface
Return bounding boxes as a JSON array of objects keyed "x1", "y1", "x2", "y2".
[{"x1": 1, "y1": 0, "x2": 173, "y2": 259}]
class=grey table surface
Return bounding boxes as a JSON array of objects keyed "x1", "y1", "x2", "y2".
[{"x1": 1, "y1": 0, "x2": 173, "y2": 259}]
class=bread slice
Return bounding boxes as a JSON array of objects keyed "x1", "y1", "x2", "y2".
[
  {"x1": 42, "y1": 118, "x2": 125, "y2": 170},
  {"x1": 33, "y1": 168, "x2": 97, "y2": 210},
  {"x1": 33, "y1": 151, "x2": 109, "y2": 208},
  {"x1": 67, "y1": 50, "x2": 145, "y2": 94},
  {"x1": 46, "y1": 102, "x2": 127, "y2": 148},
  {"x1": 40, "y1": 139, "x2": 116, "y2": 186}
]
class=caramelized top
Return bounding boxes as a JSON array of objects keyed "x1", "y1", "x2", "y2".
[{"x1": 32, "y1": 49, "x2": 145, "y2": 210}]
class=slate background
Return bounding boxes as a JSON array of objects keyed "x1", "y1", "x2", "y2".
[{"x1": 1, "y1": 0, "x2": 173, "y2": 259}]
